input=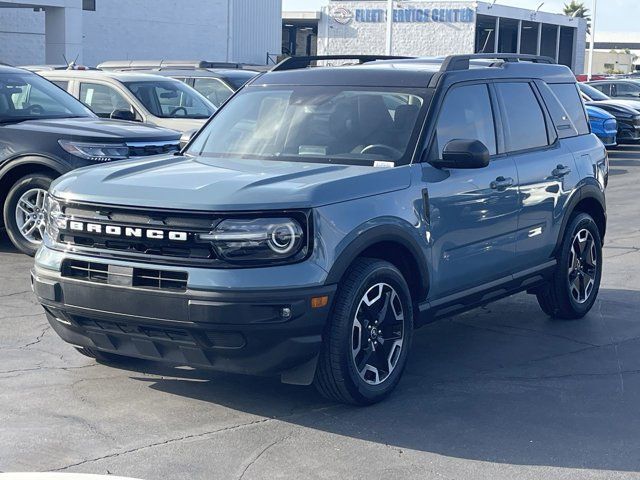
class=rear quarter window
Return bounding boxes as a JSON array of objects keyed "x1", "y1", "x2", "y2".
[
  {"x1": 549, "y1": 83, "x2": 590, "y2": 136},
  {"x1": 495, "y1": 82, "x2": 549, "y2": 152}
]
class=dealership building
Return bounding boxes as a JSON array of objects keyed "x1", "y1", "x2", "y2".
[
  {"x1": 284, "y1": 1, "x2": 588, "y2": 72},
  {"x1": 0, "y1": 0, "x2": 281, "y2": 67}
]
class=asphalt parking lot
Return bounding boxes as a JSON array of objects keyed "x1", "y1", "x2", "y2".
[{"x1": 1, "y1": 146, "x2": 639, "y2": 480}]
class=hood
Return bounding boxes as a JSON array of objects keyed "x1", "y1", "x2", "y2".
[
  {"x1": 586, "y1": 100, "x2": 640, "y2": 117},
  {"x1": 151, "y1": 117, "x2": 207, "y2": 133},
  {"x1": 50, "y1": 155, "x2": 411, "y2": 210},
  {"x1": 585, "y1": 105, "x2": 615, "y2": 120},
  {"x1": 2, "y1": 117, "x2": 180, "y2": 142}
]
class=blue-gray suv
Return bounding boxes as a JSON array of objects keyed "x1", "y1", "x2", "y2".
[{"x1": 33, "y1": 54, "x2": 608, "y2": 405}]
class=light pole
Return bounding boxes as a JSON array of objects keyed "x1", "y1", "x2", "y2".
[
  {"x1": 587, "y1": 0, "x2": 597, "y2": 80},
  {"x1": 385, "y1": 0, "x2": 393, "y2": 55}
]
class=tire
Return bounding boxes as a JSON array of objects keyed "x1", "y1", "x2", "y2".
[
  {"x1": 3, "y1": 173, "x2": 55, "y2": 256},
  {"x1": 536, "y1": 213, "x2": 603, "y2": 319},
  {"x1": 74, "y1": 346, "x2": 142, "y2": 365},
  {"x1": 314, "y1": 258, "x2": 414, "y2": 405}
]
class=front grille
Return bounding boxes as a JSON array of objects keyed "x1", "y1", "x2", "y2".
[
  {"x1": 57, "y1": 203, "x2": 219, "y2": 264},
  {"x1": 62, "y1": 259, "x2": 188, "y2": 292},
  {"x1": 127, "y1": 141, "x2": 179, "y2": 157}
]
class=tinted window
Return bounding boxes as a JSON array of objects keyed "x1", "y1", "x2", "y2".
[
  {"x1": 590, "y1": 83, "x2": 611, "y2": 96},
  {"x1": 80, "y1": 82, "x2": 131, "y2": 118},
  {"x1": 579, "y1": 83, "x2": 610, "y2": 101},
  {"x1": 433, "y1": 84, "x2": 497, "y2": 157},
  {"x1": 496, "y1": 83, "x2": 548, "y2": 152},
  {"x1": 51, "y1": 80, "x2": 69, "y2": 91},
  {"x1": 549, "y1": 83, "x2": 589, "y2": 135},
  {"x1": 613, "y1": 82, "x2": 640, "y2": 97}
]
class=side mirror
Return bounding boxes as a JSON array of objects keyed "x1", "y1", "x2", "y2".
[
  {"x1": 432, "y1": 139, "x2": 490, "y2": 169},
  {"x1": 110, "y1": 109, "x2": 136, "y2": 122},
  {"x1": 179, "y1": 129, "x2": 198, "y2": 150}
]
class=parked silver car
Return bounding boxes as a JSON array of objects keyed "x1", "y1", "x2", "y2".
[{"x1": 39, "y1": 70, "x2": 215, "y2": 132}]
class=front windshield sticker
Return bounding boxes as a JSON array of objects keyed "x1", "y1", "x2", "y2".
[
  {"x1": 299, "y1": 145, "x2": 327, "y2": 156},
  {"x1": 374, "y1": 161, "x2": 395, "y2": 168}
]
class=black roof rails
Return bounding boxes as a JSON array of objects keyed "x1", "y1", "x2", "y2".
[
  {"x1": 440, "y1": 54, "x2": 555, "y2": 72},
  {"x1": 271, "y1": 55, "x2": 414, "y2": 72},
  {"x1": 98, "y1": 60, "x2": 250, "y2": 71}
]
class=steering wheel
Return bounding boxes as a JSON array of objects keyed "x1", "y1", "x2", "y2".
[
  {"x1": 169, "y1": 106, "x2": 188, "y2": 116},
  {"x1": 360, "y1": 144, "x2": 403, "y2": 157},
  {"x1": 25, "y1": 104, "x2": 44, "y2": 115}
]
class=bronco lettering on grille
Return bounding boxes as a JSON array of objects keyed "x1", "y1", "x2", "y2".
[{"x1": 65, "y1": 221, "x2": 188, "y2": 242}]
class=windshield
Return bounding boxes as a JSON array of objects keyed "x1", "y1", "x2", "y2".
[
  {"x1": 187, "y1": 86, "x2": 426, "y2": 166},
  {"x1": 125, "y1": 80, "x2": 215, "y2": 119},
  {"x1": 580, "y1": 83, "x2": 610, "y2": 101},
  {"x1": 0, "y1": 71, "x2": 93, "y2": 122}
]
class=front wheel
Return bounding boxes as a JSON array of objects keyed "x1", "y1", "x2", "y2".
[
  {"x1": 4, "y1": 173, "x2": 55, "y2": 256},
  {"x1": 314, "y1": 258, "x2": 413, "y2": 405},
  {"x1": 536, "y1": 213, "x2": 603, "y2": 319}
]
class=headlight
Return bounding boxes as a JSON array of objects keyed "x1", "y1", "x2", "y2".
[
  {"x1": 58, "y1": 140, "x2": 129, "y2": 162},
  {"x1": 199, "y1": 218, "x2": 307, "y2": 264},
  {"x1": 44, "y1": 196, "x2": 64, "y2": 240}
]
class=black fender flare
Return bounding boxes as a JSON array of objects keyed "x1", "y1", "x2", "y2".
[
  {"x1": 553, "y1": 181, "x2": 606, "y2": 254},
  {"x1": 324, "y1": 222, "x2": 430, "y2": 302},
  {"x1": 0, "y1": 154, "x2": 69, "y2": 184}
]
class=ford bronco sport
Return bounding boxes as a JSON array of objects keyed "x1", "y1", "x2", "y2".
[{"x1": 33, "y1": 54, "x2": 608, "y2": 405}]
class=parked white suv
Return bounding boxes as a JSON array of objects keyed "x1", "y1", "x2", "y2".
[{"x1": 39, "y1": 70, "x2": 215, "y2": 132}]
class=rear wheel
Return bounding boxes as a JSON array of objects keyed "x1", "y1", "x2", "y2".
[
  {"x1": 314, "y1": 258, "x2": 413, "y2": 405},
  {"x1": 536, "y1": 213, "x2": 602, "y2": 319},
  {"x1": 4, "y1": 173, "x2": 55, "y2": 256}
]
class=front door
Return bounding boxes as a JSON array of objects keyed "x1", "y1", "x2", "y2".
[{"x1": 424, "y1": 83, "x2": 519, "y2": 299}]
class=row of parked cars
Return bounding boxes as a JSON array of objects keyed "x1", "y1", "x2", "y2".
[
  {"x1": 581, "y1": 80, "x2": 640, "y2": 147},
  {"x1": 0, "y1": 61, "x2": 258, "y2": 254}
]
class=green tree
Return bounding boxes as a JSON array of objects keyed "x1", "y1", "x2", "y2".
[{"x1": 563, "y1": 1, "x2": 591, "y2": 33}]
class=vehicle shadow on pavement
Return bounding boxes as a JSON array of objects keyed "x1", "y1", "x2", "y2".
[{"x1": 112, "y1": 287, "x2": 640, "y2": 473}]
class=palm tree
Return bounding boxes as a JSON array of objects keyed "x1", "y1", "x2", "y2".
[{"x1": 563, "y1": 1, "x2": 591, "y2": 33}]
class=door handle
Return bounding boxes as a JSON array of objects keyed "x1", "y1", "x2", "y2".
[
  {"x1": 552, "y1": 164, "x2": 572, "y2": 178},
  {"x1": 490, "y1": 176, "x2": 514, "y2": 191}
]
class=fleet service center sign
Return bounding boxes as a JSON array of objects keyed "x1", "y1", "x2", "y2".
[{"x1": 331, "y1": 6, "x2": 475, "y2": 25}]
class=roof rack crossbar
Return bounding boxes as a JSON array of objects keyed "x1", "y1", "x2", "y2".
[
  {"x1": 440, "y1": 53, "x2": 555, "y2": 72},
  {"x1": 271, "y1": 55, "x2": 414, "y2": 72}
]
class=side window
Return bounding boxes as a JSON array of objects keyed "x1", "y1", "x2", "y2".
[
  {"x1": 193, "y1": 78, "x2": 234, "y2": 108},
  {"x1": 79, "y1": 82, "x2": 131, "y2": 118},
  {"x1": 51, "y1": 80, "x2": 69, "y2": 91},
  {"x1": 495, "y1": 83, "x2": 549, "y2": 152},
  {"x1": 613, "y1": 82, "x2": 640, "y2": 97},
  {"x1": 548, "y1": 83, "x2": 590, "y2": 136},
  {"x1": 432, "y1": 83, "x2": 497, "y2": 158},
  {"x1": 590, "y1": 83, "x2": 611, "y2": 96}
]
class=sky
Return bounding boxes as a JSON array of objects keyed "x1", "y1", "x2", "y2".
[{"x1": 282, "y1": 0, "x2": 640, "y2": 35}]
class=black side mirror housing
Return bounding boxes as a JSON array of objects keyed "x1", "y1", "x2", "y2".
[
  {"x1": 110, "y1": 109, "x2": 136, "y2": 122},
  {"x1": 179, "y1": 129, "x2": 198, "y2": 150},
  {"x1": 432, "y1": 139, "x2": 490, "y2": 169}
]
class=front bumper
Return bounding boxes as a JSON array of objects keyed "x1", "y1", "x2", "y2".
[{"x1": 32, "y1": 264, "x2": 336, "y2": 384}]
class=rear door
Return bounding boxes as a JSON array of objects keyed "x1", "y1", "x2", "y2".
[
  {"x1": 494, "y1": 81, "x2": 580, "y2": 272},
  {"x1": 424, "y1": 82, "x2": 520, "y2": 299}
]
